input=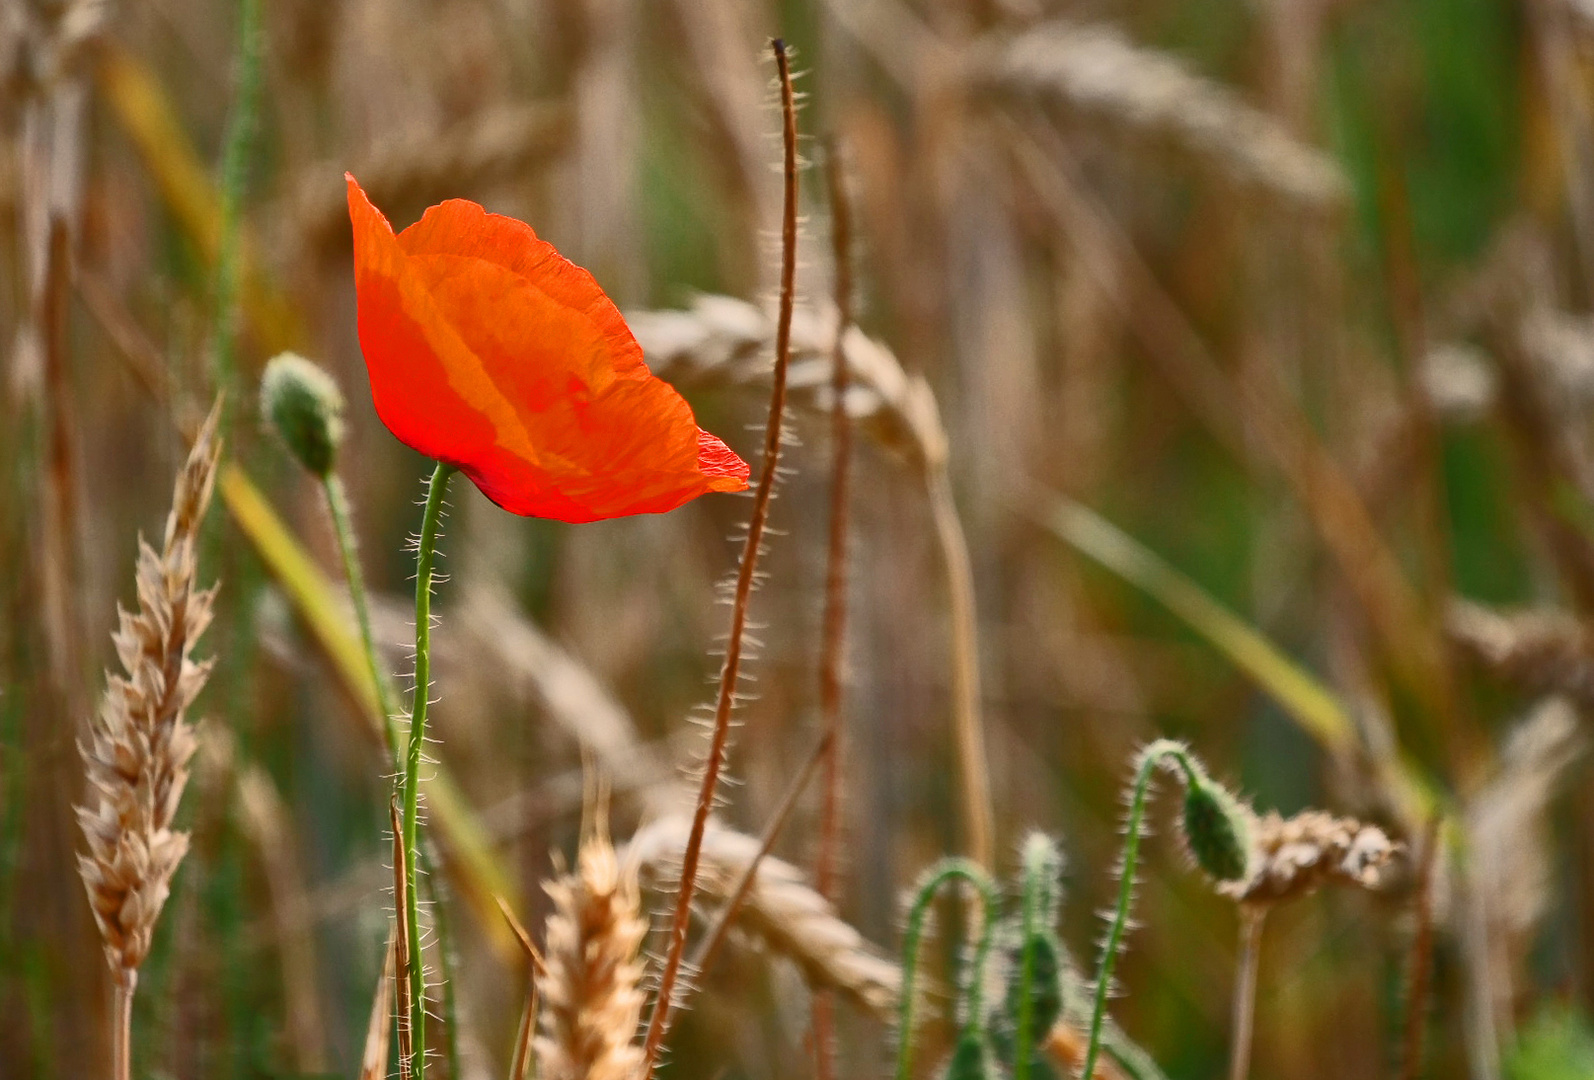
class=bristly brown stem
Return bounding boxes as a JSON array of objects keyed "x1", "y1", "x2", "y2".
[
  {"x1": 638, "y1": 37, "x2": 800, "y2": 1080},
  {"x1": 690, "y1": 729, "x2": 835, "y2": 981},
  {"x1": 812, "y1": 132, "x2": 856, "y2": 1080},
  {"x1": 391, "y1": 800, "x2": 415, "y2": 1080}
]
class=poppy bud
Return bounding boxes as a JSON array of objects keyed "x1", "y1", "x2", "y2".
[
  {"x1": 1180, "y1": 769, "x2": 1253, "y2": 884},
  {"x1": 261, "y1": 352, "x2": 345, "y2": 478}
]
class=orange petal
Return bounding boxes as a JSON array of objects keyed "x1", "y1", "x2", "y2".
[{"x1": 346, "y1": 174, "x2": 749, "y2": 522}]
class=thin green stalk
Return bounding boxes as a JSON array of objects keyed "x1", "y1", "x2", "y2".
[
  {"x1": 404, "y1": 461, "x2": 455, "y2": 1080},
  {"x1": 1013, "y1": 852, "x2": 1044, "y2": 1080},
  {"x1": 1080, "y1": 740, "x2": 1193, "y2": 1080},
  {"x1": 896, "y1": 860, "x2": 998, "y2": 1080},
  {"x1": 322, "y1": 474, "x2": 403, "y2": 761}
]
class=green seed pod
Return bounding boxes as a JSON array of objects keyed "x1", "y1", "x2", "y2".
[
  {"x1": 1180, "y1": 771, "x2": 1252, "y2": 884},
  {"x1": 261, "y1": 352, "x2": 345, "y2": 478},
  {"x1": 944, "y1": 1031, "x2": 997, "y2": 1080}
]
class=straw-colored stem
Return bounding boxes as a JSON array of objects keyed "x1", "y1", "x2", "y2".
[
  {"x1": 323, "y1": 474, "x2": 404, "y2": 762},
  {"x1": 637, "y1": 38, "x2": 799, "y2": 1080},
  {"x1": 1227, "y1": 908, "x2": 1265, "y2": 1080},
  {"x1": 403, "y1": 461, "x2": 455, "y2": 1080},
  {"x1": 813, "y1": 132, "x2": 856, "y2": 1080},
  {"x1": 927, "y1": 466, "x2": 994, "y2": 868},
  {"x1": 111, "y1": 970, "x2": 136, "y2": 1080}
]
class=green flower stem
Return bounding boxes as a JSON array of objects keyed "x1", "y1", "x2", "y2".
[
  {"x1": 321, "y1": 474, "x2": 403, "y2": 761},
  {"x1": 404, "y1": 461, "x2": 454, "y2": 1080},
  {"x1": 897, "y1": 860, "x2": 998, "y2": 1080},
  {"x1": 1081, "y1": 739, "x2": 1194, "y2": 1080}
]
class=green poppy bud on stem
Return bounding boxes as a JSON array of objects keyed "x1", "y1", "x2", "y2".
[
  {"x1": 261, "y1": 352, "x2": 345, "y2": 478},
  {"x1": 1178, "y1": 766, "x2": 1253, "y2": 885}
]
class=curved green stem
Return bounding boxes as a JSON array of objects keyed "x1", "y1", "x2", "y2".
[
  {"x1": 322, "y1": 474, "x2": 403, "y2": 762},
  {"x1": 1080, "y1": 739, "x2": 1190, "y2": 1080},
  {"x1": 404, "y1": 461, "x2": 454, "y2": 1080},
  {"x1": 896, "y1": 859, "x2": 998, "y2": 1080}
]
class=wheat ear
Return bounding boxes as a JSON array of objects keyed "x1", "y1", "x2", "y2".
[
  {"x1": 536, "y1": 831, "x2": 649, "y2": 1080},
  {"x1": 75, "y1": 399, "x2": 223, "y2": 1080}
]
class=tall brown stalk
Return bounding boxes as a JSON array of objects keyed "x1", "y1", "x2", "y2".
[
  {"x1": 637, "y1": 37, "x2": 800, "y2": 1079},
  {"x1": 812, "y1": 134, "x2": 857, "y2": 1080}
]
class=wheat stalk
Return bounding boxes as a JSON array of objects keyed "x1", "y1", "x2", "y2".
[
  {"x1": 535, "y1": 831, "x2": 649, "y2": 1080},
  {"x1": 75, "y1": 399, "x2": 222, "y2": 1079},
  {"x1": 970, "y1": 22, "x2": 1349, "y2": 215}
]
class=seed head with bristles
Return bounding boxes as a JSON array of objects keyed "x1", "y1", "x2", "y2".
[
  {"x1": 75, "y1": 401, "x2": 223, "y2": 978},
  {"x1": 1220, "y1": 810, "x2": 1400, "y2": 906},
  {"x1": 536, "y1": 830, "x2": 649, "y2": 1080}
]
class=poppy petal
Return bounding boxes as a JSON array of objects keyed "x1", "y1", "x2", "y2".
[{"x1": 346, "y1": 174, "x2": 750, "y2": 522}]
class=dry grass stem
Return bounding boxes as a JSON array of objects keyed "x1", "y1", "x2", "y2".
[
  {"x1": 973, "y1": 22, "x2": 1349, "y2": 214},
  {"x1": 75, "y1": 399, "x2": 221, "y2": 1015},
  {"x1": 1399, "y1": 815, "x2": 1443, "y2": 1080},
  {"x1": 391, "y1": 800, "x2": 415, "y2": 1080},
  {"x1": 235, "y1": 763, "x2": 329, "y2": 1072},
  {"x1": 498, "y1": 896, "x2": 545, "y2": 1080},
  {"x1": 626, "y1": 815, "x2": 901, "y2": 1019},
  {"x1": 637, "y1": 39, "x2": 801, "y2": 1077},
  {"x1": 812, "y1": 135, "x2": 856, "y2": 1080},
  {"x1": 535, "y1": 832, "x2": 647, "y2": 1080},
  {"x1": 1227, "y1": 908, "x2": 1265, "y2": 1080},
  {"x1": 359, "y1": 931, "x2": 398, "y2": 1080},
  {"x1": 1464, "y1": 697, "x2": 1587, "y2": 1044}
]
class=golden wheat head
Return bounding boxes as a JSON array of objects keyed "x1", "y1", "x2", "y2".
[{"x1": 75, "y1": 402, "x2": 223, "y2": 978}]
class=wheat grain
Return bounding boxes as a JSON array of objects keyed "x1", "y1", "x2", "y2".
[
  {"x1": 630, "y1": 294, "x2": 948, "y2": 472},
  {"x1": 1446, "y1": 600, "x2": 1594, "y2": 707},
  {"x1": 535, "y1": 831, "x2": 649, "y2": 1080},
  {"x1": 625, "y1": 815, "x2": 901, "y2": 1019},
  {"x1": 1221, "y1": 809, "x2": 1399, "y2": 907},
  {"x1": 76, "y1": 400, "x2": 221, "y2": 977},
  {"x1": 970, "y1": 22, "x2": 1349, "y2": 215}
]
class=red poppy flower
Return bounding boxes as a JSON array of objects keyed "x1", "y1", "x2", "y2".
[{"x1": 345, "y1": 174, "x2": 749, "y2": 522}]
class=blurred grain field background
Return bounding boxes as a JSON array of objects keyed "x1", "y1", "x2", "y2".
[{"x1": 6, "y1": 0, "x2": 1594, "y2": 1078}]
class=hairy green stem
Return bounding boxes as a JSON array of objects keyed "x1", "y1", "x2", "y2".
[
  {"x1": 1080, "y1": 739, "x2": 1193, "y2": 1080},
  {"x1": 896, "y1": 860, "x2": 998, "y2": 1080},
  {"x1": 404, "y1": 461, "x2": 454, "y2": 1080},
  {"x1": 1013, "y1": 849, "x2": 1045, "y2": 1080},
  {"x1": 322, "y1": 474, "x2": 403, "y2": 761}
]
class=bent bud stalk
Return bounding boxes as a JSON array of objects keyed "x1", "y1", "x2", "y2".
[
  {"x1": 402, "y1": 461, "x2": 455, "y2": 1080},
  {"x1": 896, "y1": 860, "x2": 999, "y2": 1080},
  {"x1": 1080, "y1": 740, "x2": 1248, "y2": 1079}
]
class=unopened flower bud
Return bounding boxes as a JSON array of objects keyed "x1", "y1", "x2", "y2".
[
  {"x1": 261, "y1": 352, "x2": 345, "y2": 478},
  {"x1": 1181, "y1": 770, "x2": 1254, "y2": 884}
]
